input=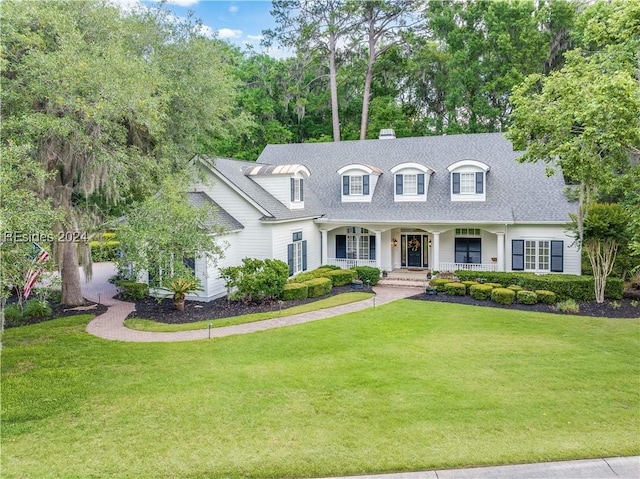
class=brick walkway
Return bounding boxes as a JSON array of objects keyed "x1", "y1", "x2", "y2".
[{"x1": 84, "y1": 263, "x2": 422, "y2": 343}]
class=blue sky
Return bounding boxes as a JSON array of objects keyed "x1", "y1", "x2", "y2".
[{"x1": 142, "y1": 1, "x2": 283, "y2": 55}]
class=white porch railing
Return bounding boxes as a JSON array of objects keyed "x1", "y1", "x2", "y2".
[
  {"x1": 439, "y1": 262, "x2": 498, "y2": 272},
  {"x1": 327, "y1": 258, "x2": 377, "y2": 269}
]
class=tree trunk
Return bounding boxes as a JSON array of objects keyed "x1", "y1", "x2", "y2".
[
  {"x1": 61, "y1": 231, "x2": 85, "y2": 306},
  {"x1": 360, "y1": 21, "x2": 377, "y2": 141},
  {"x1": 328, "y1": 33, "x2": 341, "y2": 142}
]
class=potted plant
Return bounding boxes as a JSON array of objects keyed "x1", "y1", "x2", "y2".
[
  {"x1": 425, "y1": 285, "x2": 438, "y2": 295},
  {"x1": 425, "y1": 269, "x2": 432, "y2": 279},
  {"x1": 381, "y1": 270, "x2": 388, "y2": 278},
  {"x1": 164, "y1": 274, "x2": 202, "y2": 311}
]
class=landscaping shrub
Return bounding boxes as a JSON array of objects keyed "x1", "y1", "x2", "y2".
[
  {"x1": 444, "y1": 282, "x2": 466, "y2": 296},
  {"x1": 536, "y1": 290, "x2": 556, "y2": 304},
  {"x1": 470, "y1": 284, "x2": 493, "y2": 300},
  {"x1": 33, "y1": 287, "x2": 62, "y2": 305},
  {"x1": 485, "y1": 282, "x2": 504, "y2": 289},
  {"x1": 304, "y1": 277, "x2": 332, "y2": 298},
  {"x1": 557, "y1": 298, "x2": 580, "y2": 314},
  {"x1": 323, "y1": 269, "x2": 356, "y2": 286},
  {"x1": 461, "y1": 280, "x2": 479, "y2": 294},
  {"x1": 282, "y1": 283, "x2": 308, "y2": 301},
  {"x1": 455, "y1": 270, "x2": 624, "y2": 301},
  {"x1": 353, "y1": 266, "x2": 380, "y2": 286},
  {"x1": 220, "y1": 258, "x2": 289, "y2": 302},
  {"x1": 517, "y1": 290, "x2": 538, "y2": 305},
  {"x1": 431, "y1": 278, "x2": 453, "y2": 288},
  {"x1": 90, "y1": 232, "x2": 120, "y2": 262},
  {"x1": 508, "y1": 284, "x2": 523, "y2": 292},
  {"x1": 3, "y1": 304, "x2": 23, "y2": 325},
  {"x1": 320, "y1": 264, "x2": 341, "y2": 270},
  {"x1": 492, "y1": 287, "x2": 516, "y2": 305},
  {"x1": 23, "y1": 298, "x2": 52, "y2": 318},
  {"x1": 288, "y1": 272, "x2": 316, "y2": 283},
  {"x1": 115, "y1": 280, "x2": 149, "y2": 300}
]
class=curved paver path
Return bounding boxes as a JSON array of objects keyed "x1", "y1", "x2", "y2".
[{"x1": 84, "y1": 262, "x2": 421, "y2": 342}]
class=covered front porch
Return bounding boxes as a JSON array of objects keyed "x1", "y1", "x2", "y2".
[{"x1": 320, "y1": 224, "x2": 506, "y2": 273}]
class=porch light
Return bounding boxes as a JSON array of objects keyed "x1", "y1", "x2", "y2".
[
  {"x1": 392, "y1": 238, "x2": 398, "y2": 247},
  {"x1": 428, "y1": 239, "x2": 432, "y2": 248}
]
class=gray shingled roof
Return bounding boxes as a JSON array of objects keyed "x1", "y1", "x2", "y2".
[
  {"x1": 203, "y1": 156, "x2": 325, "y2": 221},
  {"x1": 256, "y1": 132, "x2": 576, "y2": 224},
  {"x1": 186, "y1": 192, "x2": 244, "y2": 232}
]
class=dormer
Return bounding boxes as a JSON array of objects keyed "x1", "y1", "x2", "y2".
[
  {"x1": 391, "y1": 162, "x2": 434, "y2": 202},
  {"x1": 243, "y1": 164, "x2": 310, "y2": 210},
  {"x1": 338, "y1": 164, "x2": 382, "y2": 203},
  {"x1": 447, "y1": 160, "x2": 490, "y2": 202}
]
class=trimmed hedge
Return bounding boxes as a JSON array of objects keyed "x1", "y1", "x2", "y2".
[
  {"x1": 353, "y1": 266, "x2": 380, "y2": 286},
  {"x1": 492, "y1": 287, "x2": 516, "y2": 305},
  {"x1": 508, "y1": 284, "x2": 523, "y2": 292},
  {"x1": 444, "y1": 282, "x2": 466, "y2": 296},
  {"x1": 431, "y1": 278, "x2": 453, "y2": 288},
  {"x1": 282, "y1": 283, "x2": 309, "y2": 301},
  {"x1": 455, "y1": 271, "x2": 624, "y2": 301},
  {"x1": 288, "y1": 272, "x2": 316, "y2": 284},
  {"x1": 485, "y1": 282, "x2": 504, "y2": 289},
  {"x1": 323, "y1": 269, "x2": 356, "y2": 286},
  {"x1": 115, "y1": 280, "x2": 149, "y2": 300},
  {"x1": 461, "y1": 280, "x2": 479, "y2": 294},
  {"x1": 470, "y1": 284, "x2": 493, "y2": 300},
  {"x1": 303, "y1": 277, "x2": 332, "y2": 298},
  {"x1": 535, "y1": 290, "x2": 556, "y2": 304},
  {"x1": 517, "y1": 290, "x2": 538, "y2": 305}
]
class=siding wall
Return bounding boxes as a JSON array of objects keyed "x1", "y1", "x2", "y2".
[
  {"x1": 271, "y1": 220, "x2": 322, "y2": 274},
  {"x1": 506, "y1": 225, "x2": 580, "y2": 274}
]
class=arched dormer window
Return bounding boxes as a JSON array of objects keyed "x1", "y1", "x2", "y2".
[
  {"x1": 338, "y1": 164, "x2": 382, "y2": 203},
  {"x1": 447, "y1": 160, "x2": 490, "y2": 202},
  {"x1": 390, "y1": 162, "x2": 434, "y2": 202}
]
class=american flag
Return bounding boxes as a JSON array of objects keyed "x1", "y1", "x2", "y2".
[{"x1": 23, "y1": 243, "x2": 50, "y2": 300}]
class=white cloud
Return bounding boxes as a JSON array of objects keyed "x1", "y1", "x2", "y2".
[
  {"x1": 246, "y1": 34, "x2": 264, "y2": 42},
  {"x1": 166, "y1": 0, "x2": 200, "y2": 6},
  {"x1": 217, "y1": 28, "x2": 243, "y2": 39},
  {"x1": 229, "y1": 5, "x2": 239, "y2": 13}
]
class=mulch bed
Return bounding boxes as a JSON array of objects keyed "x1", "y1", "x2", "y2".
[
  {"x1": 4, "y1": 298, "x2": 108, "y2": 328},
  {"x1": 409, "y1": 291, "x2": 640, "y2": 319},
  {"x1": 124, "y1": 285, "x2": 359, "y2": 324}
]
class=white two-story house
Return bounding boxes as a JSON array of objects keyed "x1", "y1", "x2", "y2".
[{"x1": 182, "y1": 131, "x2": 580, "y2": 301}]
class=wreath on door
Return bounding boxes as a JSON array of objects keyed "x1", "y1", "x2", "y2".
[{"x1": 408, "y1": 238, "x2": 421, "y2": 251}]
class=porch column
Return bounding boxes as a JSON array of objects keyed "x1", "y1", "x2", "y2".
[
  {"x1": 432, "y1": 232, "x2": 440, "y2": 271},
  {"x1": 321, "y1": 229, "x2": 328, "y2": 265},
  {"x1": 374, "y1": 230, "x2": 382, "y2": 269},
  {"x1": 496, "y1": 232, "x2": 505, "y2": 271}
]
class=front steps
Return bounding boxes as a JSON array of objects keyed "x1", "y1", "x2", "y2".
[{"x1": 378, "y1": 269, "x2": 430, "y2": 288}]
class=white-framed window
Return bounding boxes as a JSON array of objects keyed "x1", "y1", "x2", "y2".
[
  {"x1": 292, "y1": 178, "x2": 302, "y2": 202},
  {"x1": 459, "y1": 172, "x2": 476, "y2": 194},
  {"x1": 447, "y1": 160, "x2": 489, "y2": 202},
  {"x1": 403, "y1": 174, "x2": 418, "y2": 195},
  {"x1": 391, "y1": 164, "x2": 431, "y2": 202},
  {"x1": 344, "y1": 227, "x2": 371, "y2": 260},
  {"x1": 288, "y1": 231, "x2": 307, "y2": 275},
  {"x1": 350, "y1": 175, "x2": 363, "y2": 195},
  {"x1": 456, "y1": 228, "x2": 481, "y2": 236},
  {"x1": 525, "y1": 240, "x2": 550, "y2": 271}
]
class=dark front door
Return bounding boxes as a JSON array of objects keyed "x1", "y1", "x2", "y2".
[
  {"x1": 455, "y1": 238, "x2": 481, "y2": 264},
  {"x1": 407, "y1": 234, "x2": 422, "y2": 267}
]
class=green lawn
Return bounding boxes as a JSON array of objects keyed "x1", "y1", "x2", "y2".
[
  {"x1": 2, "y1": 301, "x2": 639, "y2": 479},
  {"x1": 125, "y1": 292, "x2": 374, "y2": 332}
]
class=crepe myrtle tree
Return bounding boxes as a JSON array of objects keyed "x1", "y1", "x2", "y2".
[
  {"x1": 570, "y1": 203, "x2": 631, "y2": 304},
  {"x1": 114, "y1": 172, "x2": 226, "y2": 297}
]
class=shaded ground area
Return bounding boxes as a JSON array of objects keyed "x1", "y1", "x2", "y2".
[
  {"x1": 125, "y1": 285, "x2": 361, "y2": 324},
  {"x1": 410, "y1": 292, "x2": 640, "y2": 318},
  {"x1": 4, "y1": 297, "x2": 108, "y2": 328}
]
